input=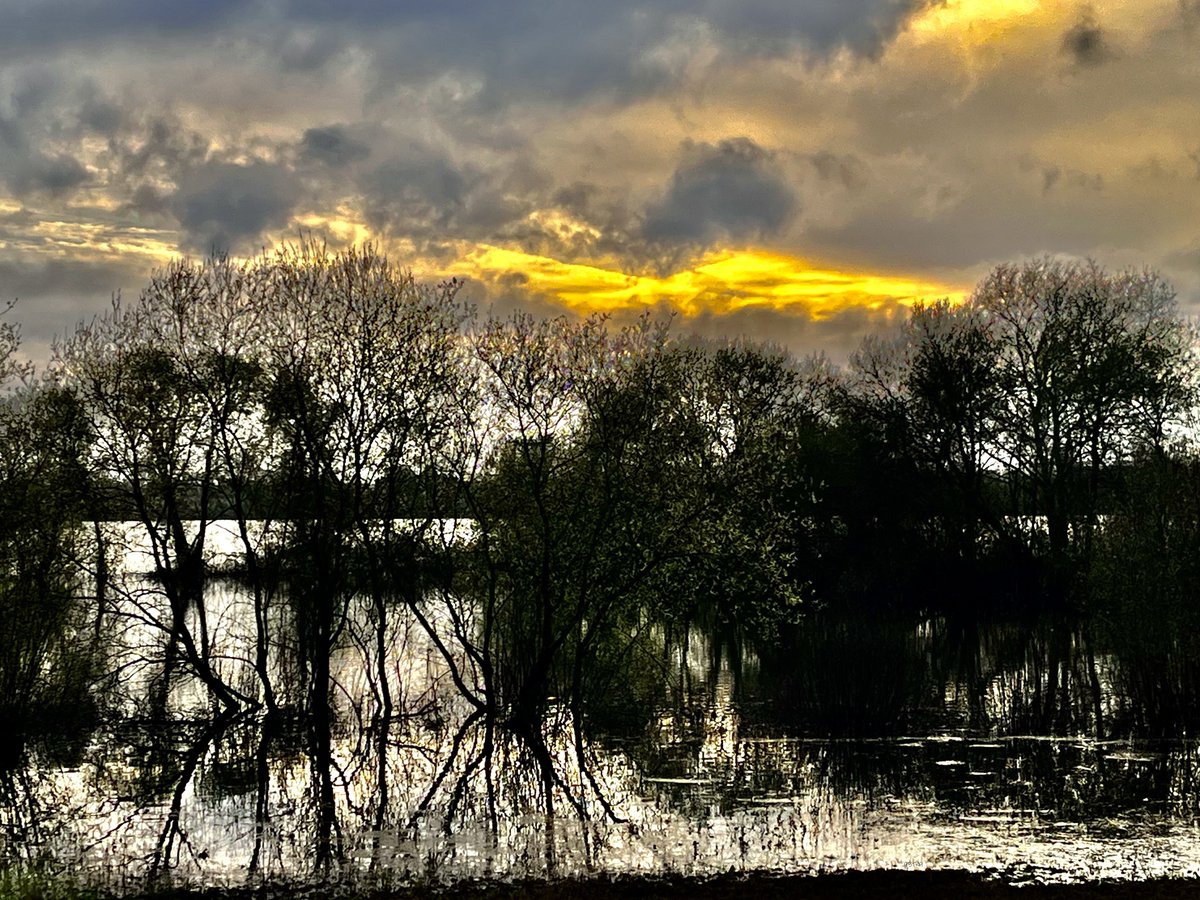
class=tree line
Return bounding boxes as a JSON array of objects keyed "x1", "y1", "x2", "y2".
[{"x1": 1, "y1": 243, "x2": 1198, "y2": 855}]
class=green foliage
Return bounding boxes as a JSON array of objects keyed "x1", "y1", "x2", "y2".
[
  {"x1": 460, "y1": 316, "x2": 713, "y2": 726},
  {"x1": 0, "y1": 381, "x2": 99, "y2": 752},
  {"x1": 0, "y1": 866, "x2": 108, "y2": 900}
]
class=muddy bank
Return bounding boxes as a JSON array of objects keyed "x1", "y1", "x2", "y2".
[{"x1": 131, "y1": 870, "x2": 1200, "y2": 900}]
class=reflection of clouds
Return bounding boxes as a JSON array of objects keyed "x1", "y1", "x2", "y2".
[{"x1": 27, "y1": 539, "x2": 1200, "y2": 887}]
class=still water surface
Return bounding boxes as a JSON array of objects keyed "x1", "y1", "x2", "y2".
[{"x1": 4, "y1": 522, "x2": 1199, "y2": 889}]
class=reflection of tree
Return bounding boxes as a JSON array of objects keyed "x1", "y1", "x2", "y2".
[
  {"x1": 254, "y1": 244, "x2": 467, "y2": 870},
  {"x1": 757, "y1": 616, "x2": 938, "y2": 736},
  {"x1": 145, "y1": 713, "x2": 232, "y2": 879}
]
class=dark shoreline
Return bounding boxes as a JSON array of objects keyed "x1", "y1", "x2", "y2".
[{"x1": 119, "y1": 871, "x2": 1200, "y2": 900}]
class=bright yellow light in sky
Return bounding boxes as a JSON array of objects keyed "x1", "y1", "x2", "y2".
[
  {"x1": 451, "y1": 245, "x2": 966, "y2": 319},
  {"x1": 907, "y1": 0, "x2": 1043, "y2": 37},
  {"x1": 293, "y1": 209, "x2": 376, "y2": 248}
]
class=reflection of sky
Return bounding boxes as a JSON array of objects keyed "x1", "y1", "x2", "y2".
[
  {"x1": 15, "y1": 533, "x2": 1200, "y2": 887},
  {"x1": 26, "y1": 727, "x2": 1200, "y2": 886}
]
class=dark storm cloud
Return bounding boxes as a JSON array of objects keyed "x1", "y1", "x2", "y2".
[
  {"x1": 299, "y1": 126, "x2": 372, "y2": 168},
  {"x1": 170, "y1": 161, "x2": 302, "y2": 254},
  {"x1": 2, "y1": 1, "x2": 931, "y2": 108},
  {"x1": 282, "y1": 0, "x2": 931, "y2": 58},
  {"x1": 359, "y1": 142, "x2": 546, "y2": 243},
  {"x1": 0, "y1": 68, "x2": 86, "y2": 198},
  {"x1": 7, "y1": 154, "x2": 90, "y2": 197},
  {"x1": 115, "y1": 117, "x2": 210, "y2": 179},
  {"x1": 1060, "y1": 7, "x2": 1117, "y2": 67},
  {"x1": 344, "y1": 0, "x2": 932, "y2": 106},
  {"x1": 0, "y1": 256, "x2": 146, "y2": 312},
  {"x1": 0, "y1": 114, "x2": 89, "y2": 199},
  {"x1": 0, "y1": 0, "x2": 247, "y2": 56},
  {"x1": 77, "y1": 93, "x2": 124, "y2": 136},
  {"x1": 360, "y1": 147, "x2": 470, "y2": 237},
  {"x1": 695, "y1": 0, "x2": 931, "y2": 58},
  {"x1": 642, "y1": 139, "x2": 798, "y2": 245},
  {"x1": 0, "y1": 70, "x2": 181, "y2": 203}
]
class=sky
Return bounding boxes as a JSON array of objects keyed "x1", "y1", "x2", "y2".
[{"x1": 2, "y1": 0, "x2": 1198, "y2": 363}]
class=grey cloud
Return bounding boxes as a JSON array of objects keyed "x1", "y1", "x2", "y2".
[
  {"x1": 299, "y1": 126, "x2": 371, "y2": 168},
  {"x1": 8, "y1": 153, "x2": 90, "y2": 197},
  {"x1": 126, "y1": 184, "x2": 170, "y2": 216},
  {"x1": 360, "y1": 142, "x2": 545, "y2": 243},
  {"x1": 1, "y1": 70, "x2": 203, "y2": 210},
  {"x1": 276, "y1": 29, "x2": 346, "y2": 72},
  {"x1": 77, "y1": 87, "x2": 124, "y2": 137},
  {"x1": 360, "y1": 146, "x2": 470, "y2": 236},
  {"x1": 808, "y1": 151, "x2": 868, "y2": 192},
  {"x1": 642, "y1": 138, "x2": 798, "y2": 245},
  {"x1": 1126, "y1": 157, "x2": 1174, "y2": 183},
  {"x1": 170, "y1": 161, "x2": 302, "y2": 254},
  {"x1": 0, "y1": 254, "x2": 158, "y2": 363},
  {"x1": 1161, "y1": 242, "x2": 1200, "y2": 312},
  {"x1": 0, "y1": 2, "x2": 937, "y2": 147},
  {"x1": 6, "y1": 66, "x2": 63, "y2": 117},
  {"x1": 1061, "y1": 8, "x2": 1116, "y2": 68},
  {"x1": 0, "y1": 0, "x2": 247, "y2": 58},
  {"x1": 1040, "y1": 165, "x2": 1104, "y2": 194},
  {"x1": 0, "y1": 105, "x2": 91, "y2": 199},
  {"x1": 553, "y1": 182, "x2": 636, "y2": 235},
  {"x1": 116, "y1": 117, "x2": 210, "y2": 179},
  {"x1": 673, "y1": 302, "x2": 909, "y2": 363},
  {"x1": 802, "y1": 159, "x2": 1140, "y2": 274},
  {"x1": 0, "y1": 0, "x2": 933, "y2": 100},
  {"x1": 279, "y1": 1, "x2": 930, "y2": 107},
  {"x1": 696, "y1": 0, "x2": 931, "y2": 59},
  {"x1": 1164, "y1": 242, "x2": 1200, "y2": 275}
]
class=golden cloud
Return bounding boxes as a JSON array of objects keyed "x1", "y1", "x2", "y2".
[{"x1": 451, "y1": 244, "x2": 968, "y2": 319}]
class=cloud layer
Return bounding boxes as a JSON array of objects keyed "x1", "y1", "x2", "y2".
[{"x1": 1, "y1": 0, "x2": 1198, "y2": 363}]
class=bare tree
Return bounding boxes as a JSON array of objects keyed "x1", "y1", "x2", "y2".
[
  {"x1": 51, "y1": 262, "x2": 259, "y2": 713},
  {"x1": 975, "y1": 259, "x2": 1193, "y2": 571}
]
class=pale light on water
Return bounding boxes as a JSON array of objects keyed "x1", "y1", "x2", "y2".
[{"x1": 5, "y1": 522, "x2": 1200, "y2": 889}]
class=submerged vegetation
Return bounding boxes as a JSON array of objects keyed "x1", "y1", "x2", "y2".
[{"x1": 3, "y1": 244, "x2": 1200, "y2": 889}]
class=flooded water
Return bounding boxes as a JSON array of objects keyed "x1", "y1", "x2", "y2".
[{"x1": 4, "y1": 522, "x2": 1200, "y2": 891}]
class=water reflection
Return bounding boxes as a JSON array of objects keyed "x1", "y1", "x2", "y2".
[{"x1": 8, "y1": 528, "x2": 1200, "y2": 888}]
